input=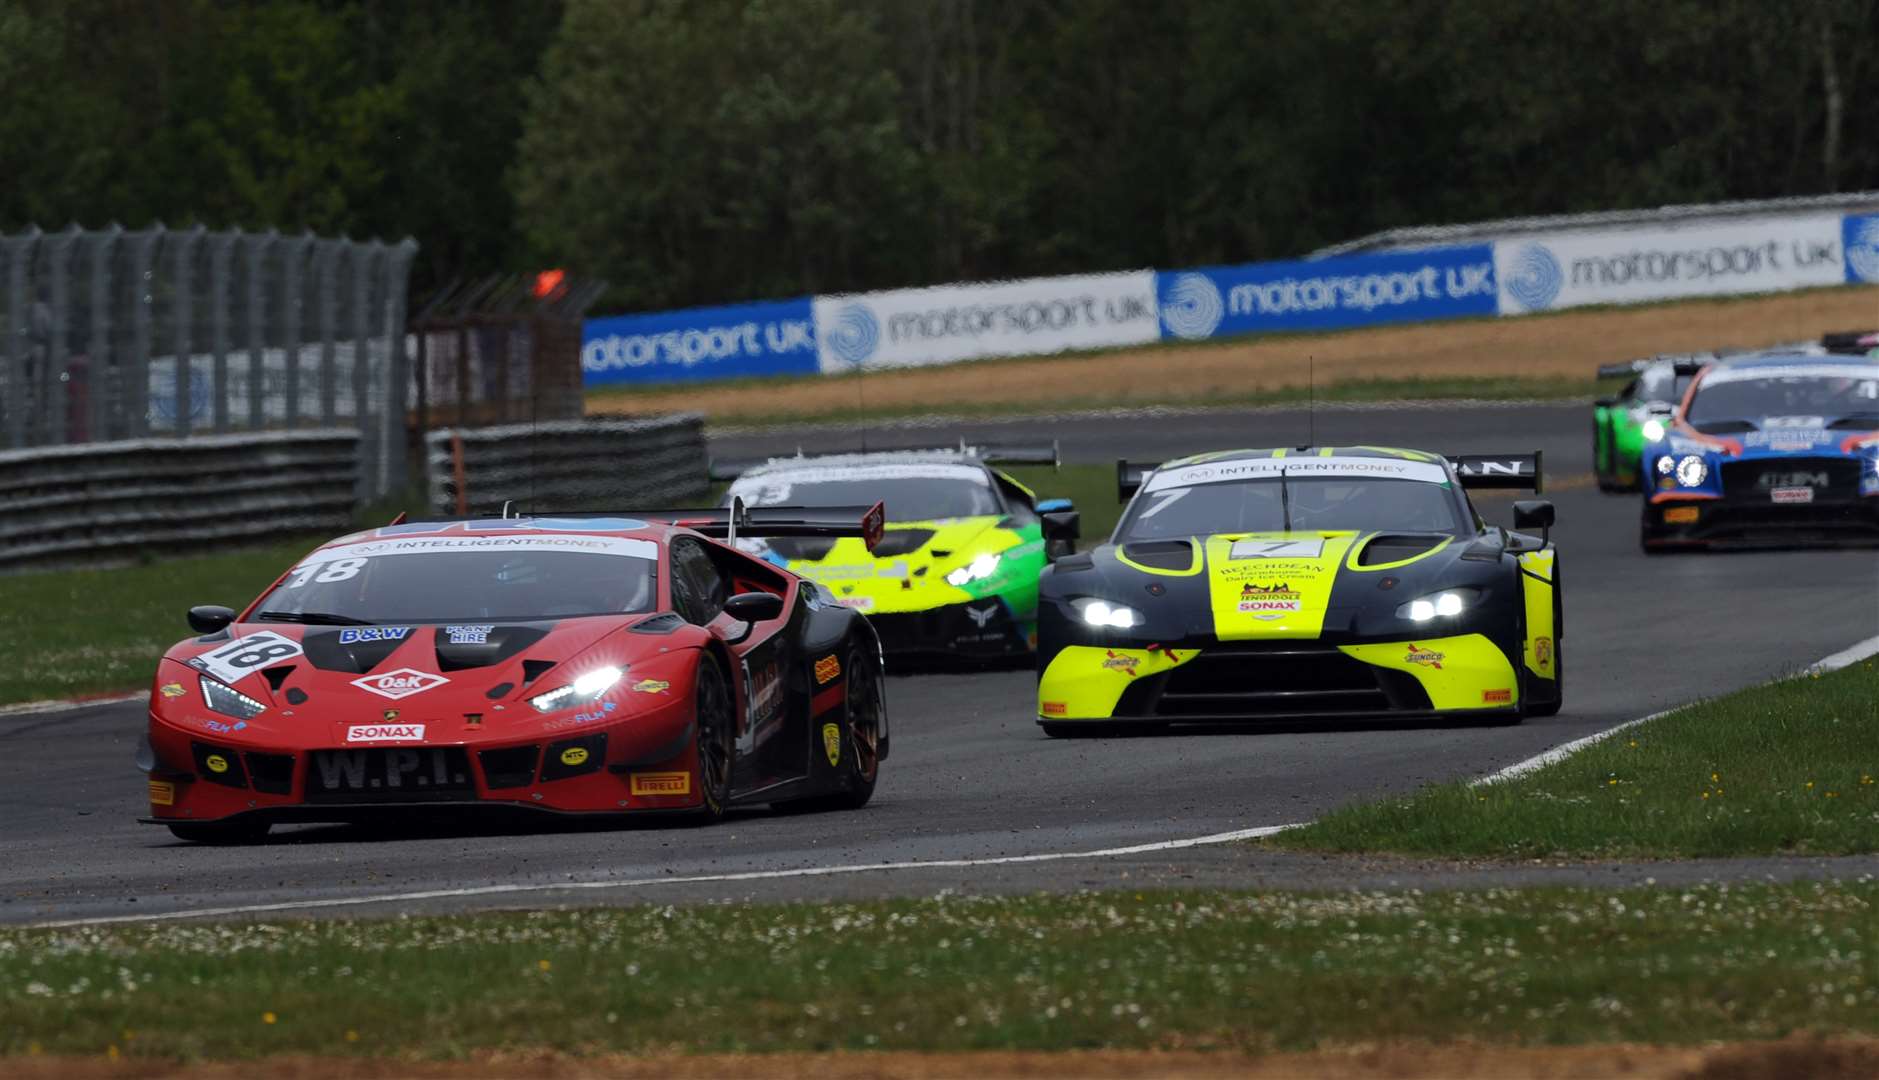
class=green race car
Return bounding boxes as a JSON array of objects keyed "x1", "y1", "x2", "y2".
[
  {"x1": 1592, "y1": 356, "x2": 1701, "y2": 492},
  {"x1": 718, "y1": 445, "x2": 1082, "y2": 659}
]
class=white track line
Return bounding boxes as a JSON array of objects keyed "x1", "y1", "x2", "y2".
[
  {"x1": 1479, "y1": 631, "x2": 1879, "y2": 786},
  {"x1": 32, "y1": 825, "x2": 1297, "y2": 928},
  {"x1": 0, "y1": 693, "x2": 140, "y2": 719}
]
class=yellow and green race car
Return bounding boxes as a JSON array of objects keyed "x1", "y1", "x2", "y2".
[
  {"x1": 1035, "y1": 446, "x2": 1562, "y2": 735},
  {"x1": 720, "y1": 446, "x2": 1081, "y2": 659}
]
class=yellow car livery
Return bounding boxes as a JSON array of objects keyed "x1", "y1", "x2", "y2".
[
  {"x1": 722, "y1": 448, "x2": 1080, "y2": 658},
  {"x1": 1035, "y1": 446, "x2": 1562, "y2": 733}
]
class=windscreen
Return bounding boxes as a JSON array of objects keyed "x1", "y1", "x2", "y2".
[
  {"x1": 1687, "y1": 368, "x2": 1879, "y2": 424},
  {"x1": 1119, "y1": 477, "x2": 1464, "y2": 540},
  {"x1": 730, "y1": 467, "x2": 1000, "y2": 522},
  {"x1": 254, "y1": 540, "x2": 657, "y2": 623}
]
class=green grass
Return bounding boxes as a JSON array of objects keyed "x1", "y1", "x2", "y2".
[
  {"x1": 597, "y1": 373, "x2": 1592, "y2": 428},
  {"x1": 1002, "y1": 463, "x2": 1122, "y2": 541},
  {"x1": 4, "y1": 883, "x2": 1876, "y2": 1060},
  {"x1": 1273, "y1": 659, "x2": 1879, "y2": 859},
  {"x1": 0, "y1": 538, "x2": 328, "y2": 705}
]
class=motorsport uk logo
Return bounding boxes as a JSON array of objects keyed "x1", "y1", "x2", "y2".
[
  {"x1": 1160, "y1": 273, "x2": 1225, "y2": 339},
  {"x1": 825, "y1": 303, "x2": 882, "y2": 366},
  {"x1": 1502, "y1": 245, "x2": 1563, "y2": 311},
  {"x1": 1844, "y1": 214, "x2": 1879, "y2": 284}
]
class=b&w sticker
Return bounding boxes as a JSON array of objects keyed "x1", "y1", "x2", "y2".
[{"x1": 187, "y1": 630, "x2": 304, "y2": 685}]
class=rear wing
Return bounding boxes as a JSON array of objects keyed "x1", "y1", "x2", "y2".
[
  {"x1": 706, "y1": 440, "x2": 1059, "y2": 482},
  {"x1": 1596, "y1": 359, "x2": 1655, "y2": 380},
  {"x1": 1822, "y1": 330, "x2": 1879, "y2": 354},
  {"x1": 1117, "y1": 459, "x2": 1159, "y2": 501},
  {"x1": 1598, "y1": 352, "x2": 1719, "y2": 380},
  {"x1": 637, "y1": 497, "x2": 886, "y2": 551},
  {"x1": 1450, "y1": 451, "x2": 1544, "y2": 493}
]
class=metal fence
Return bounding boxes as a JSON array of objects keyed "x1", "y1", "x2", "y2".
[
  {"x1": 0, "y1": 429, "x2": 358, "y2": 572},
  {"x1": 411, "y1": 273, "x2": 606, "y2": 432},
  {"x1": 0, "y1": 225, "x2": 418, "y2": 497},
  {"x1": 424, "y1": 415, "x2": 708, "y2": 517}
]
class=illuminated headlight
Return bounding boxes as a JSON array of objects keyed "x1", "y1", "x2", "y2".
[
  {"x1": 1396, "y1": 588, "x2": 1479, "y2": 622},
  {"x1": 529, "y1": 665, "x2": 624, "y2": 713},
  {"x1": 1073, "y1": 598, "x2": 1142, "y2": 629},
  {"x1": 1655, "y1": 455, "x2": 1676, "y2": 475},
  {"x1": 1675, "y1": 455, "x2": 1708, "y2": 487},
  {"x1": 945, "y1": 552, "x2": 1002, "y2": 587},
  {"x1": 1641, "y1": 419, "x2": 1667, "y2": 442},
  {"x1": 199, "y1": 677, "x2": 266, "y2": 720}
]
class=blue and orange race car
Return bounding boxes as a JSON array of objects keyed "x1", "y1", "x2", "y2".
[{"x1": 1639, "y1": 343, "x2": 1879, "y2": 550}]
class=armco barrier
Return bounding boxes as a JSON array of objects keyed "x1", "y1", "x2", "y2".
[
  {"x1": 0, "y1": 429, "x2": 358, "y2": 571},
  {"x1": 424, "y1": 415, "x2": 708, "y2": 516},
  {"x1": 581, "y1": 298, "x2": 817, "y2": 386}
]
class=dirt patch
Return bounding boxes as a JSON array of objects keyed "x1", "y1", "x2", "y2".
[
  {"x1": 12, "y1": 1039, "x2": 1879, "y2": 1079},
  {"x1": 588, "y1": 286, "x2": 1879, "y2": 422}
]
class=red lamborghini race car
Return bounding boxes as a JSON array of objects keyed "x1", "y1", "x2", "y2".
[{"x1": 137, "y1": 501, "x2": 888, "y2": 843}]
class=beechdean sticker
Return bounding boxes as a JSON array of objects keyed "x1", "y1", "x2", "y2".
[{"x1": 350, "y1": 668, "x2": 449, "y2": 700}]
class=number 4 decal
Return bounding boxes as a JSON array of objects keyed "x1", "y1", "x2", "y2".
[{"x1": 188, "y1": 630, "x2": 304, "y2": 684}]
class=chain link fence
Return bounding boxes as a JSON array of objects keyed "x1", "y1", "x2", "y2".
[{"x1": 0, "y1": 225, "x2": 418, "y2": 497}]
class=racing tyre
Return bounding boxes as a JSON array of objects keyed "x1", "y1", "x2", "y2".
[
  {"x1": 166, "y1": 818, "x2": 271, "y2": 845},
  {"x1": 776, "y1": 643, "x2": 883, "y2": 812},
  {"x1": 694, "y1": 651, "x2": 736, "y2": 822}
]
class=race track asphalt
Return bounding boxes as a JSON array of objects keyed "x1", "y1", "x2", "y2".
[{"x1": 5, "y1": 403, "x2": 1877, "y2": 925}]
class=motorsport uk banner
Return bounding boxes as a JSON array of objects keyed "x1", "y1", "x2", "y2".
[
  {"x1": 811, "y1": 271, "x2": 1160, "y2": 373},
  {"x1": 1155, "y1": 246, "x2": 1498, "y2": 341},
  {"x1": 580, "y1": 211, "x2": 1879, "y2": 387},
  {"x1": 1492, "y1": 214, "x2": 1848, "y2": 314},
  {"x1": 582, "y1": 297, "x2": 818, "y2": 386}
]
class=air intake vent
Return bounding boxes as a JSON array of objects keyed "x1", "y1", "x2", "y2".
[
  {"x1": 1121, "y1": 540, "x2": 1195, "y2": 571},
  {"x1": 870, "y1": 529, "x2": 934, "y2": 558},
  {"x1": 520, "y1": 660, "x2": 557, "y2": 686},
  {"x1": 1357, "y1": 535, "x2": 1444, "y2": 566},
  {"x1": 261, "y1": 666, "x2": 295, "y2": 691}
]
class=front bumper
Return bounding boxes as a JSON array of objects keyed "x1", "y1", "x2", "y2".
[
  {"x1": 1644, "y1": 493, "x2": 1879, "y2": 546},
  {"x1": 865, "y1": 596, "x2": 1034, "y2": 657},
  {"x1": 1036, "y1": 634, "x2": 1523, "y2": 724},
  {"x1": 141, "y1": 695, "x2": 701, "y2": 826}
]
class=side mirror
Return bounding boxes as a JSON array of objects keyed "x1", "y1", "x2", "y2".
[
  {"x1": 1037, "y1": 498, "x2": 1074, "y2": 513},
  {"x1": 188, "y1": 605, "x2": 236, "y2": 634},
  {"x1": 1643, "y1": 401, "x2": 1675, "y2": 416},
  {"x1": 1041, "y1": 509, "x2": 1081, "y2": 561},
  {"x1": 720, "y1": 591, "x2": 784, "y2": 643},
  {"x1": 1512, "y1": 500, "x2": 1555, "y2": 544}
]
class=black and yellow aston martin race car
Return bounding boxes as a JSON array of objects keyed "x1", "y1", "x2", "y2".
[{"x1": 1035, "y1": 447, "x2": 1561, "y2": 734}]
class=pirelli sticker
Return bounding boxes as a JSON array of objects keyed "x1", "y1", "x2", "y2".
[
  {"x1": 630, "y1": 771, "x2": 691, "y2": 796},
  {"x1": 814, "y1": 655, "x2": 842, "y2": 685}
]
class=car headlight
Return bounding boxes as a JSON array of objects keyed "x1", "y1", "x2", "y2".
[
  {"x1": 945, "y1": 552, "x2": 1002, "y2": 587},
  {"x1": 1072, "y1": 598, "x2": 1142, "y2": 629},
  {"x1": 1655, "y1": 454, "x2": 1676, "y2": 475},
  {"x1": 199, "y1": 676, "x2": 266, "y2": 720},
  {"x1": 1395, "y1": 587, "x2": 1481, "y2": 623},
  {"x1": 1675, "y1": 455, "x2": 1708, "y2": 487},
  {"x1": 529, "y1": 665, "x2": 625, "y2": 713},
  {"x1": 1641, "y1": 419, "x2": 1666, "y2": 442}
]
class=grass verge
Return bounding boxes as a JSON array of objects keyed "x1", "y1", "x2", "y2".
[
  {"x1": 1272, "y1": 658, "x2": 1879, "y2": 859},
  {"x1": 0, "y1": 539, "x2": 326, "y2": 705},
  {"x1": 4, "y1": 883, "x2": 1876, "y2": 1060},
  {"x1": 599, "y1": 373, "x2": 1592, "y2": 428}
]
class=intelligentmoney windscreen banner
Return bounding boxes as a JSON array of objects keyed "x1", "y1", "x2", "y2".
[
  {"x1": 581, "y1": 297, "x2": 819, "y2": 386},
  {"x1": 1154, "y1": 246, "x2": 1499, "y2": 342},
  {"x1": 1493, "y1": 215, "x2": 1847, "y2": 314}
]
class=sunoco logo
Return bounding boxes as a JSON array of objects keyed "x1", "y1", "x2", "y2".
[
  {"x1": 826, "y1": 303, "x2": 880, "y2": 365},
  {"x1": 1161, "y1": 273, "x2": 1224, "y2": 339},
  {"x1": 350, "y1": 668, "x2": 449, "y2": 700},
  {"x1": 1847, "y1": 217, "x2": 1879, "y2": 283},
  {"x1": 1505, "y1": 245, "x2": 1563, "y2": 311}
]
